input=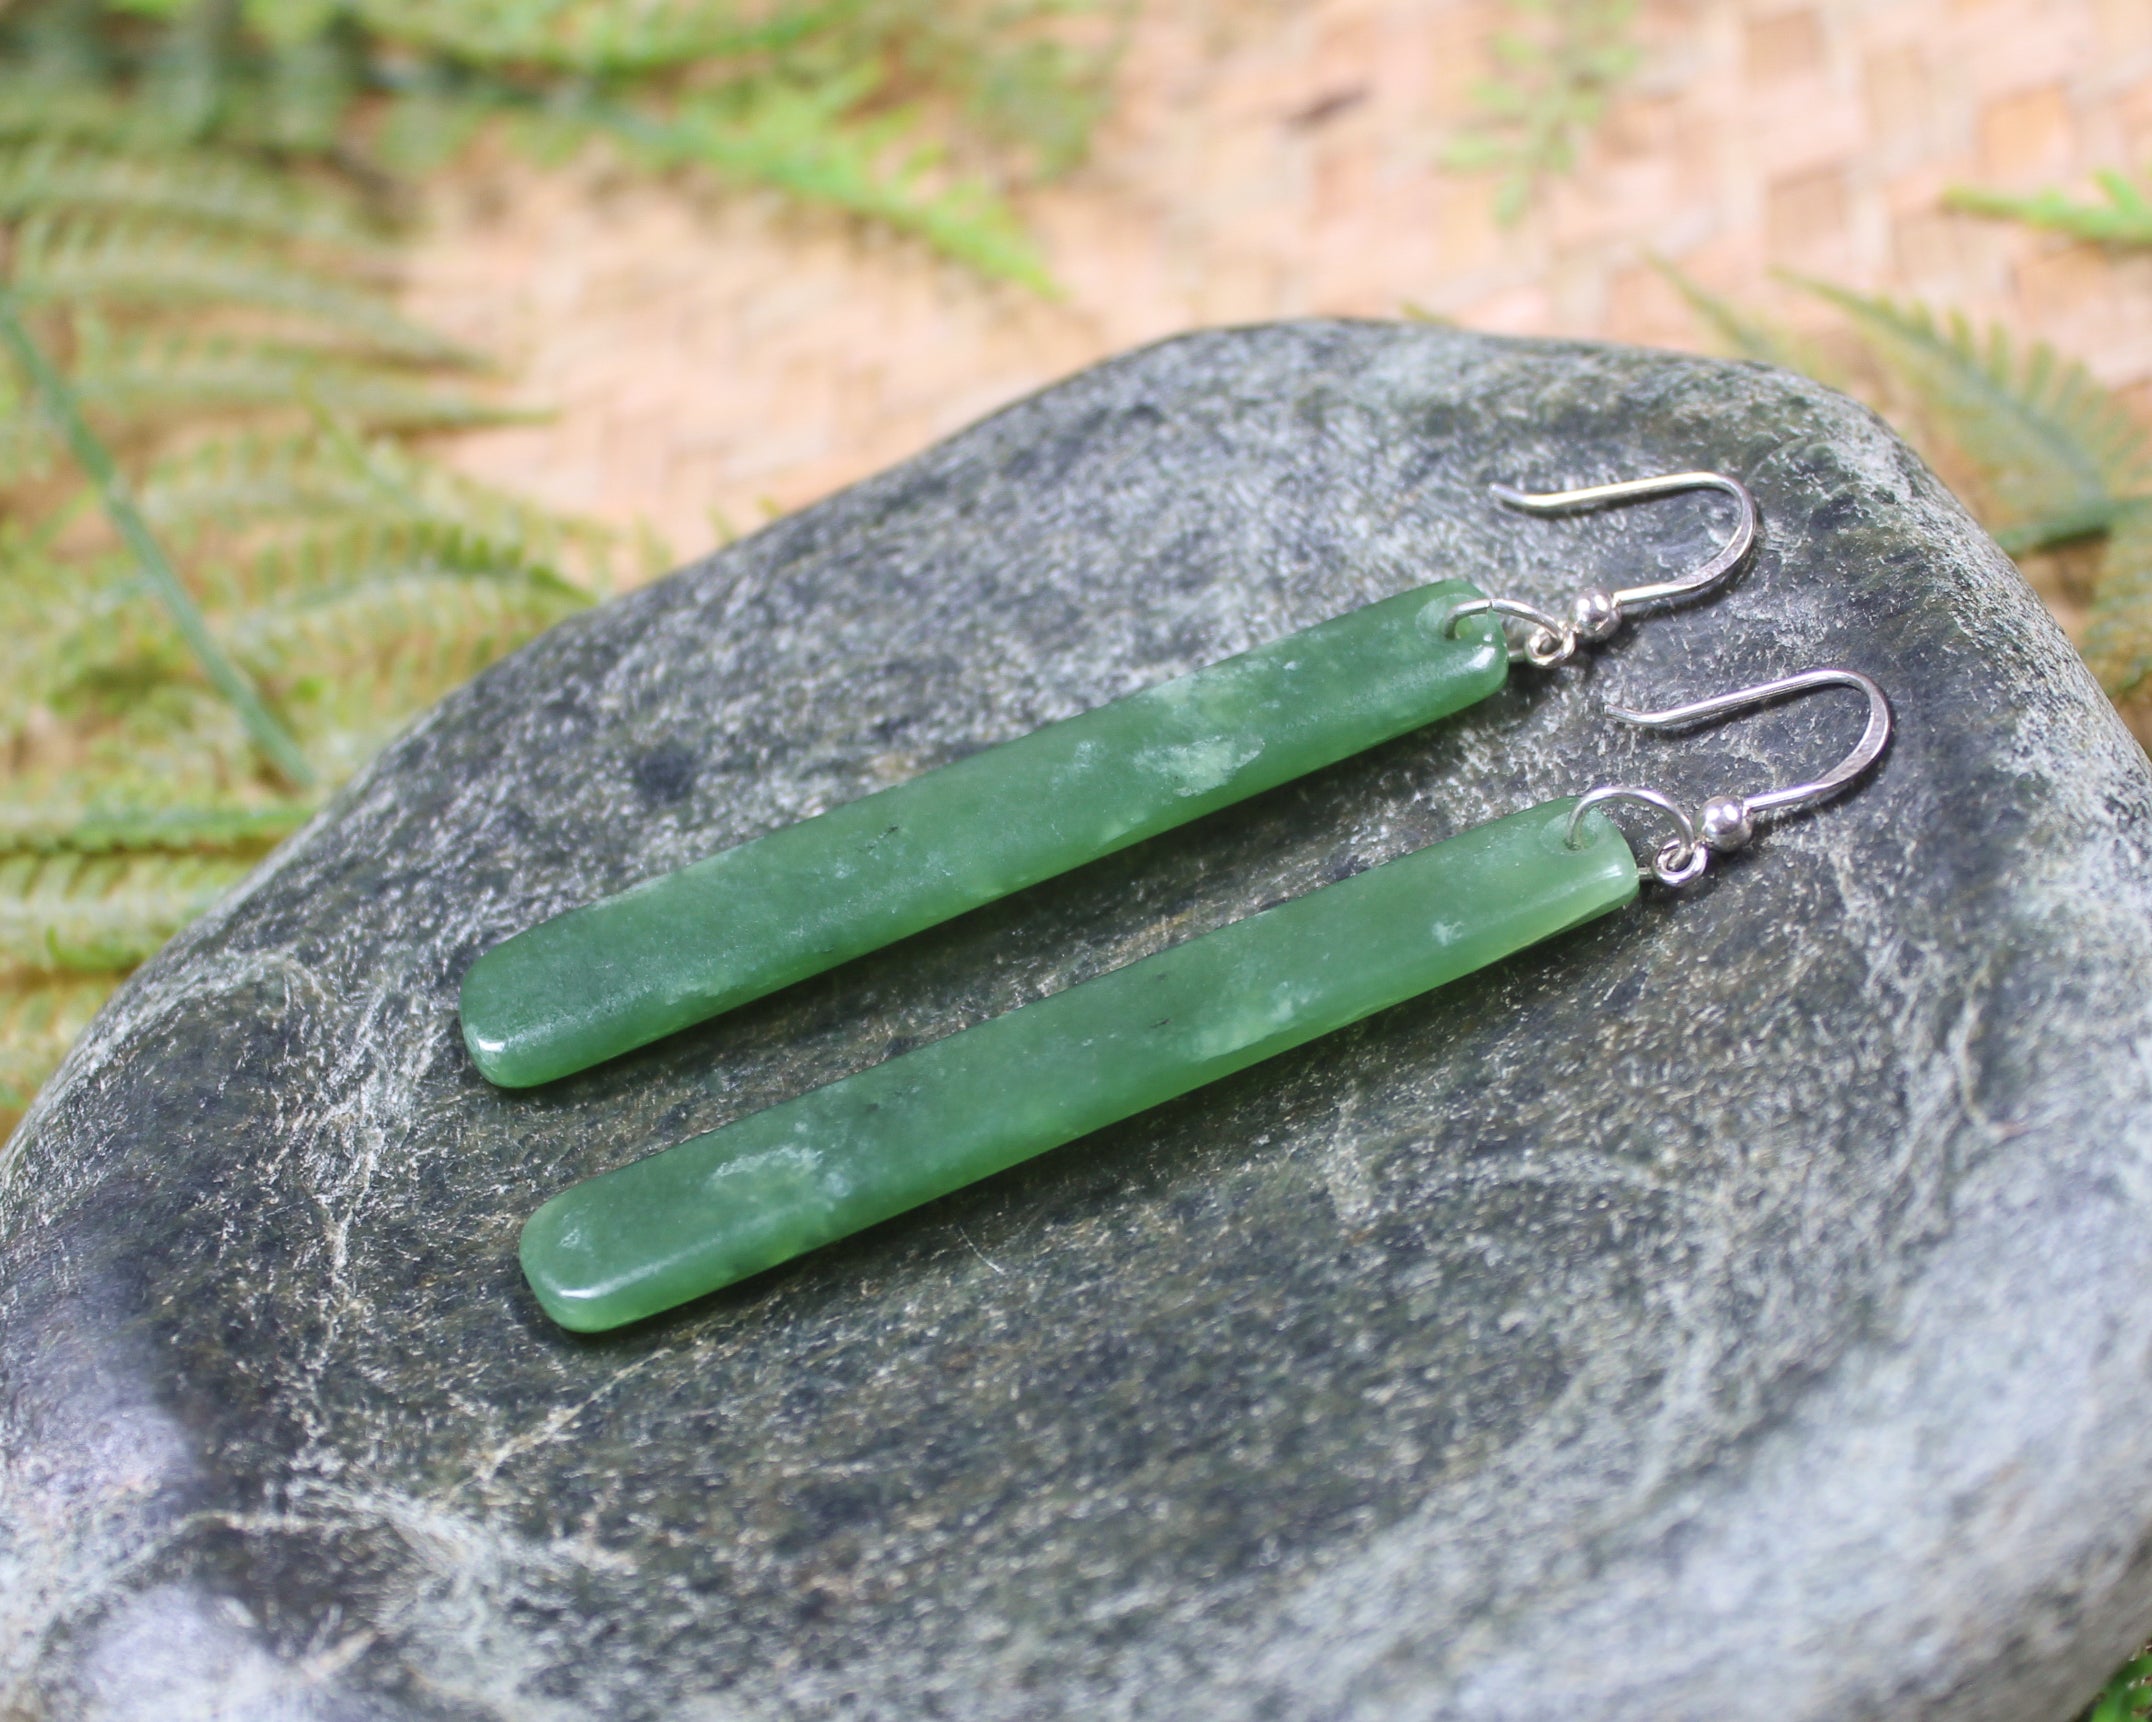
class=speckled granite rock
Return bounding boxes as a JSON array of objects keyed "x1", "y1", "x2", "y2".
[{"x1": 6, "y1": 322, "x2": 2152, "y2": 1722}]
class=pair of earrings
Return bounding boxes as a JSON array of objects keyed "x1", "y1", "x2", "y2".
[{"x1": 461, "y1": 473, "x2": 1892, "y2": 1333}]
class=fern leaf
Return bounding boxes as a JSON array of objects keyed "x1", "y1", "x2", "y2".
[
  {"x1": 372, "y1": 81, "x2": 504, "y2": 177},
  {"x1": 0, "y1": 86, "x2": 660, "y2": 1135},
  {"x1": 0, "y1": 3, "x2": 1096, "y2": 286},
  {"x1": 0, "y1": 567, "x2": 142, "y2": 742},
  {"x1": 841, "y1": 0, "x2": 1125, "y2": 178},
  {"x1": 274, "y1": 590, "x2": 582, "y2": 778},
  {"x1": 0, "y1": 74, "x2": 170, "y2": 151},
  {"x1": 0, "y1": 795, "x2": 311, "y2": 854},
  {"x1": 0, "y1": 972, "x2": 123, "y2": 1114},
  {"x1": 2083, "y1": 507, "x2": 2152, "y2": 700},
  {"x1": 137, "y1": 429, "x2": 446, "y2": 534},
  {"x1": 1990, "y1": 500, "x2": 2148, "y2": 556},
  {"x1": 66, "y1": 332, "x2": 518, "y2": 433},
  {"x1": 137, "y1": 429, "x2": 613, "y2": 588},
  {"x1": 1442, "y1": 0, "x2": 1639, "y2": 226},
  {"x1": 0, "y1": 282, "x2": 315, "y2": 787},
  {"x1": 2084, "y1": 1651, "x2": 2152, "y2": 1722},
  {"x1": 281, "y1": 422, "x2": 615, "y2": 587},
  {"x1": 589, "y1": 82, "x2": 1059, "y2": 294},
  {"x1": 10, "y1": 216, "x2": 479, "y2": 363},
  {"x1": 344, "y1": 0, "x2": 858, "y2": 77},
  {"x1": 231, "y1": 565, "x2": 583, "y2": 683},
  {"x1": 0, "y1": 849, "x2": 258, "y2": 973},
  {"x1": 188, "y1": 517, "x2": 584, "y2": 616},
  {"x1": 0, "y1": 136, "x2": 382, "y2": 247},
  {"x1": 1946, "y1": 170, "x2": 2152, "y2": 248},
  {"x1": 1649, "y1": 255, "x2": 1848, "y2": 383},
  {"x1": 1790, "y1": 277, "x2": 2152, "y2": 535},
  {"x1": 67, "y1": 692, "x2": 268, "y2": 809}
]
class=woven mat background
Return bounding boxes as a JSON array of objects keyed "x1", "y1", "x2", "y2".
[{"x1": 401, "y1": 0, "x2": 2152, "y2": 569}]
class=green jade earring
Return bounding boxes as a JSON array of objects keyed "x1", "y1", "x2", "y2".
[
  {"x1": 461, "y1": 471, "x2": 1758, "y2": 1089},
  {"x1": 520, "y1": 666, "x2": 1890, "y2": 1332}
]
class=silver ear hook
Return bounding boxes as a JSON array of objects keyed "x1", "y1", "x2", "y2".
[
  {"x1": 1444, "y1": 471, "x2": 1759, "y2": 667},
  {"x1": 1566, "y1": 668, "x2": 1892, "y2": 887}
]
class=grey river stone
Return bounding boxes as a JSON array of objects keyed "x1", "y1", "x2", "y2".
[{"x1": 5, "y1": 321, "x2": 2152, "y2": 1722}]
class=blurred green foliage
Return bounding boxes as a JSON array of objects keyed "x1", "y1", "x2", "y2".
[
  {"x1": 1442, "y1": 0, "x2": 1638, "y2": 225},
  {"x1": 0, "y1": 124, "x2": 617, "y2": 1123},
  {"x1": 2088, "y1": 1652, "x2": 2152, "y2": 1722},
  {"x1": 1657, "y1": 249, "x2": 2152, "y2": 708},
  {"x1": 0, "y1": 0, "x2": 1126, "y2": 291},
  {"x1": 0, "y1": 0, "x2": 1119, "y2": 1127},
  {"x1": 1947, "y1": 170, "x2": 2152, "y2": 249}
]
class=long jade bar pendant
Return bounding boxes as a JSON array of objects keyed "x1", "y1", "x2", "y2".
[
  {"x1": 521, "y1": 798, "x2": 1638, "y2": 1331},
  {"x1": 461, "y1": 580, "x2": 1508, "y2": 1088}
]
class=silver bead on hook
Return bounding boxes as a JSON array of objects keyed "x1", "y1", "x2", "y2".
[
  {"x1": 1443, "y1": 470, "x2": 1759, "y2": 666},
  {"x1": 1565, "y1": 668, "x2": 1893, "y2": 887}
]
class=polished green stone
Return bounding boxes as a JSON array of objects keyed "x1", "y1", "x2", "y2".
[
  {"x1": 521, "y1": 797, "x2": 1638, "y2": 1331},
  {"x1": 461, "y1": 580, "x2": 1507, "y2": 1088}
]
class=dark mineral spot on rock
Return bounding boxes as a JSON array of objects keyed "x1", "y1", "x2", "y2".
[
  {"x1": 1810, "y1": 493, "x2": 1861, "y2": 533},
  {"x1": 5, "y1": 322, "x2": 2152, "y2": 1722},
  {"x1": 629, "y1": 738, "x2": 700, "y2": 805}
]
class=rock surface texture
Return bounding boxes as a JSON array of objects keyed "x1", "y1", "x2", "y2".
[{"x1": 6, "y1": 322, "x2": 2152, "y2": 1722}]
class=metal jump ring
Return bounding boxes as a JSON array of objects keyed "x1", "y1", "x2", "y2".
[
  {"x1": 1567, "y1": 786, "x2": 1706, "y2": 884},
  {"x1": 1650, "y1": 838, "x2": 1710, "y2": 887},
  {"x1": 1442, "y1": 596, "x2": 1580, "y2": 667}
]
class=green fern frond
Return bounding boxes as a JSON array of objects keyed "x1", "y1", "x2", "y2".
[
  {"x1": 0, "y1": 0, "x2": 1103, "y2": 286},
  {"x1": 66, "y1": 691, "x2": 268, "y2": 807},
  {"x1": 194, "y1": 515, "x2": 590, "y2": 617},
  {"x1": 275, "y1": 596, "x2": 581, "y2": 779},
  {"x1": 2082, "y1": 509, "x2": 2152, "y2": 700},
  {"x1": 233, "y1": 566, "x2": 583, "y2": 684},
  {"x1": 1788, "y1": 277, "x2": 2152, "y2": 541},
  {"x1": 60, "y1": 332, "x2": 518, "y2": 434},
  {"x1": 0, "y1": 73, "x2": 172, "y2": 151},
  {"x1": 136, "y1": 426, "x2": 505, "y2": 538},
  {"x1": 0, "y1": 849, "x2": 259, "y2": 973},
  {"x1": 0, "y1": 284, "x2": 316, "y2": 786},
  {"x1": 0, "y1": 482, "x2": 596, "y2": 781},
  {"x1": 0, "y1": 136, "x2": 382, "y2": 246},
  {"x1": 0, "y1": 972, "x2": 123, "y2": 1114},
  {"x1": 585, "y1": 78, "x2": 1058, "y2": 294},
  {"x1": 283, "y1": 423, "x2": 617, "y2": 588},
  {"x1": 0, "y1": 535, "x2": 583, "y2": 765},
  {"x1": 1649, "y1": 254, "x2": 1845, "y2": 382},
  {"x1": 0, "y1": 795, "x2": 313, "y2": 854},
  {"x1": 341, "y1": 0, "x2": 832, "y2": 76},
  {"x1": 1989, "y1": 501, "x2": 2150, "y2": 556},
  {"x1": 340, "y1": 0, "x2": 1117, "y2": 177},
  {"x1": 11, "y1": 217, "x2": 477, "y2": 362},
  {"x1": 0, "y1": 581, "x2": 141, "y2": 742},
  {"x1": 0, "y1": 0, "x2": 1113, "y2": 1128},
  {"x1": 1946, "y1": 170, "x2": 2152, "y2": 248},
  {"x1": 1442, "y1": 0, "x2": 1639, "y2": 226},
  {"x1": 837, "y1": 0, "x2": 1129, "y2": 178},
  {"x1": 2086, "y1": 1650, "x2": 2152, "y2": 1722}
]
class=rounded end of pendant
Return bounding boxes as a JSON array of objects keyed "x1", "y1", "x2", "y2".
[
  {"x1": 458, "y1": 1016, "x2": 519, "y2": 1088},
  {"x1": 520, "y1": 1196, "x2": 640, "y2": 1334},
  {"x1": 457, "y1": 935, "x2": 591, "y2": 1089}
]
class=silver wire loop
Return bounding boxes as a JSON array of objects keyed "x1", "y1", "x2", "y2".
[
  {"x1": 1444, "y1": 470, "x2": 1759, "y2": 666},
  {"x1": 1443, "y1": 595, "x2": 1576, "y2": 666},
  {"x1": 1566, "y1": 667, "x2": 1892, "y2": 887},
  {"x1": 1568, "y1": 787, "x2": 1706, "y2": 886}
]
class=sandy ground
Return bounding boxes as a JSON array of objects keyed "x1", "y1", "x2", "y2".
[{"x1": 399, "y1": 0, "x2": 2152, "y2": 571}]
